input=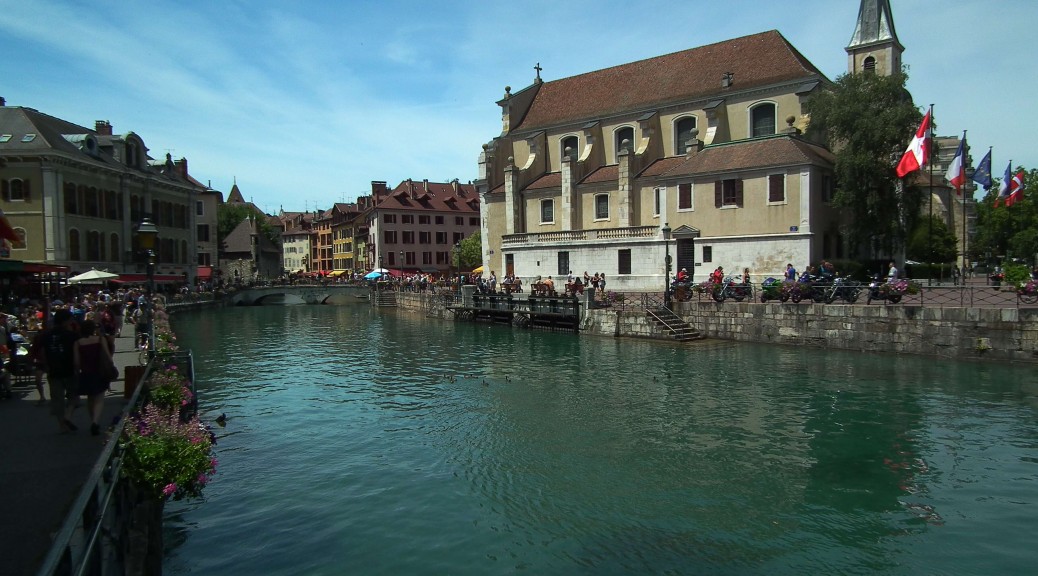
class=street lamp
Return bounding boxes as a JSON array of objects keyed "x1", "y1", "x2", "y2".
[
  {"x1": 400, "y1": 250, "x2": 404, "y2": 273},
  {"x1": 135, "y1": 217, "x2": 158, "y2": 359},
  {"x1": 454, "y1": 241, "x2": 462, "y2": 293},
  {"x1": 662, "y1": 223, "x2": 672, "y2": 309}
]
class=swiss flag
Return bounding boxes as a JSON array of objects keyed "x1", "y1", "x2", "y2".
[{"x1": 896, "y1": 110, "x2": 931, "y2": 178}]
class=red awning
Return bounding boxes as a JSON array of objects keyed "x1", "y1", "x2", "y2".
[
  {"x1": 196, "y1": 266, "x2": 213, "y2": 280},
  {"x1": 22, "y1": 263, "x2": 71, "y2": 273},
  {"x1": 113, "y1": 273, "x2": 185, "y2": 284}
]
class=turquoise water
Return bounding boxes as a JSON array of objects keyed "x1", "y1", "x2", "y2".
[{"x1": 165, "y1": 305, "x2": 1038, "y2": 575}]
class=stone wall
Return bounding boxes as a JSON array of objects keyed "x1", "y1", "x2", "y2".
[{"x1": 388, "y1": 292, "x2": 1038, "y2": 363}]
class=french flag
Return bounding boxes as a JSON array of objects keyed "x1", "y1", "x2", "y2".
[
  {"x1": 944, "y1": 137, "x2": 966, "y2": 193},
  {"x1": 896, "y1": 110, "x2": 931, "y2": 178}
]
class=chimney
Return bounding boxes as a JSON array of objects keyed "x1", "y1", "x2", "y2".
[
  {"x1": 95, "y1": 120, "x2": 113, "y2": 135},
  {"x1": 721, "y1": 72, "x2": 734, "y2": 89},
  {"x1": 451, "y1": 179, "x2": 459, "y2": 194},
  {"x1": 423, "y1": 179, "x2": 429, "y2": 193},
  {"x1": 174, "y1": 157, "x2": 189, "y2": 178}
]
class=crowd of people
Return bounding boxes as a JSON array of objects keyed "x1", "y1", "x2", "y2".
[{"x1": 1, "y1": 286, "x2": 161, "y2": 436}]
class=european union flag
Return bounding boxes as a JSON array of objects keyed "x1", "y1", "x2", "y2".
[{"x1": 972, "y1": 149, "x2": 993, "y2": 190}]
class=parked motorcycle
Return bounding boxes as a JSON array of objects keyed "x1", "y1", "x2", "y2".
[
  {"x1": 759, "y1": 278, "x2": 789, "y2": 303},
  {"x1": 816, "y1": 276, "x2": 862, "y2": 304},
  {"x1": 710, "y1": 275, "x2": 753, "y2": 302},
  {"x1": 866, "y1": 275, "x2": 904, "y2": 304}
]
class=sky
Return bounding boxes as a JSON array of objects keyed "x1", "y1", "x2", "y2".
[{"x1": 1, "y1": 0, "x2": 1034, "y2": 213}]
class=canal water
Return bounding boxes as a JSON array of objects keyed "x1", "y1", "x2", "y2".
[{"x1": 165, "y1": 305, "x2": 1038, "y2": 575}]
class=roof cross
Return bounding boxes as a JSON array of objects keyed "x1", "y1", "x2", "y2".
[{"x1": 534, "y1": 62, "x2": 542, "y2": 81}]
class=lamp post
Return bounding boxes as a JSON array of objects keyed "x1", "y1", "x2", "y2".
[
  {"x1": 400, "y1": 250, "x2": 404, "y2": 273},
  {"x1": 135, "y1": 217, "x2": 158, "y2": 359},
  {"x1": 454, "y1": 241, "x2": 462, "y2": 294},
  {"x1": 662, "y1": 223, "x2": 672, "y2": 309}
]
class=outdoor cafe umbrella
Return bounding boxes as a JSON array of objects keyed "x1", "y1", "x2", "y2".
[
  {"x1": 68, "y1": 268, "x2": 119, "y2": 284},
  {"x1": 364, "y1": 270, "x2": 387, "y2": 280},
  {"x1": 471, "y1": 265, "x2": 484, "y2": 274}
]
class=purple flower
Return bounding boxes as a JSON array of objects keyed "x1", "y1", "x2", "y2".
[{"x1": 162, "y1": 483, "x2": 178, "y2": 496}]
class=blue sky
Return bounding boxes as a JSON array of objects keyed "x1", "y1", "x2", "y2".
[{"x1": 1, "y1": 0, "x2": 1033, "y2": 213}]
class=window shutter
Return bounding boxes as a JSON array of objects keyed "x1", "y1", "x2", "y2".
[
  {"x1": 678, "y1": 183, "x2": 692, "y2": 209},
  {"x1": 735, "y1": 179, "x2": 744, "y2": 208},
  {"x1": 769, "y1": 174, "x2": 784, "y2": 202},
  {"x1": 714, "y1": 181, "x2": 722, "y2": 208}
]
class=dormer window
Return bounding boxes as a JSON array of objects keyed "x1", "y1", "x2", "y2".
[
  {"x1": 750, "y1": 103, "x2": 776, "y2": 137},
  {"x1": 674, "y1": 116, "x2": 697, "y2": 155},
  {"x1": 561, "y1": 135, "x2": 578, "y2": 164},
  {"x1": 21, "y1": 133, "x2": 36, "y2": 143},
  {"x1": 614, "y1": 126, "x2": 634, "y2": 162}
]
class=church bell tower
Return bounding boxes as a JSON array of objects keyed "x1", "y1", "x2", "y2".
[{"x1": 846, "y1": 0, "x2": 904, "y2": 76}]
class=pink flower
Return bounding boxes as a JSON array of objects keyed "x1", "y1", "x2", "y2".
[{"x1": 162, "y1": 483, "x2": 178, "y2": 496}]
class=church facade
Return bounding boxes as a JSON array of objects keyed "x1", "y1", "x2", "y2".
[{"x1": 476, "y1": 0, "x2": 904, "y2": 290}]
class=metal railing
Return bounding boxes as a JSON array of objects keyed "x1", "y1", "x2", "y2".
[{"x1": 37, "y1": 350, "x2": 196, "y2": 576}]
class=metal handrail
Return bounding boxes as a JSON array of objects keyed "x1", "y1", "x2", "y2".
[{"x1": 36, "y1": 350, "x2": 196, "y2": 576}]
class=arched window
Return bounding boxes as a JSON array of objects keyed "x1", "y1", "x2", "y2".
[
  {"x1": 86, "y1": 231, "x2": 101, "y2": 261},
  {"x1": 750, "y1": 103, "x2": 776, "y2": 137},
  {"x1": 69, "y1": 229, "x2": 81, "y2": 261},
  {"x1": 130, "y1": 194, "x2": 140, "y2": 223},
  {"x1": 614, "y1": 127, "x2": 634, "y2": 162},
  {"x1": 561, "y1": 135, "x2": 578, "y2": 164},
  {"x1": 11, "y1": 227, "x2": 27, "y2": 250},
  {"x1": 674, "y1": 116, "x2": 697, "y2": 155},
  {"x1": 863, "y1": 56, "x2": 876, "y2": 73},
  {"x1": 110, "y1": 233, "x2": 120, "y2": 262},
  {"x1": 86, "y1": 187, "x2": 100, "y2": 217},
  {"x1": 2, "y1": 178, "x2": 29, "y2": 201}
]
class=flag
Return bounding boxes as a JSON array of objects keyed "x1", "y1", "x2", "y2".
[
  {"x1": 972, "y1": 149, "x2": 992, "y2": 189},
  {"x1": 0, "y1": 208, "x2": 21, "y2": 244},
  {"x1": 995, "y1": 161, "x2": 1013, "y2": 207},
  {"x1": 896, "y1": 110, "x2": 931, "y2": 178},
  {"x1": 1004, "y1": 171, "x2": 1026, "y2": 207},
  {"x1": 944, "y1": 137, "x2": 966, "y2": 193}
]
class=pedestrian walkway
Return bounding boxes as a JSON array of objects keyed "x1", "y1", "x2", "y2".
[{"x1": 0, "y1": 331, "x2": 143, "y2": 576}]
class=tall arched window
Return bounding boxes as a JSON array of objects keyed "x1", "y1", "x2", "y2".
[
  {"x1": 181, "y1": 240, "x2": 188, "y2": 264},
  {"x1": 110, "y1": 233, "x2": 120, "y2": 262},
  {"x1": 561, "y1": 135, "x2": 578, "y2": 164},
  {"x1": 69, "y1": 229, "x2": 81, "y2": 261},
  {"x1": 64, "y1": 182, "x2": 78, "y2": 214},
  {"x1": 863, "y1": 56, "x2": 876, "y2": 73},
  {"x1": 674, "y1": 116, "x2": 697, "y2": 155},
  {"x1": 750, "y1": 103, "x2": 776, "y2": 137},
  {"x1": 86, "y1": 231, "x2": 101, "y2": 261},
  {"x1": 614, "y1": 126, "x2": 634, "y2": 162}
]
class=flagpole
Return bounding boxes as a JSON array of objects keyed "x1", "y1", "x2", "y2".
[
  {"x1": 927, "y1": 104, "x2": 934, "y2": 286},
  {"x1": 960, "y1": 130, "x2": 967, "y2": 285}
]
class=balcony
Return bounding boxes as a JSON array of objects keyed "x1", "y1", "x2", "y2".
[{"x1": 502, "y1": 226, "x2": 659, "y2": 247}]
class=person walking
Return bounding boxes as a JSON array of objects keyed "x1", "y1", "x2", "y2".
[
  {"x1": 74, "y1": 320, "x2": 114, "y2": 436},
  {"x1": 40, "y1": 310, "x2": 79, "y2": 433}
]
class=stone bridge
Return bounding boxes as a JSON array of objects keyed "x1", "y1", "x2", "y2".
[{"x1": 230, "y1": 284, "x2": 370, "y2": 305}]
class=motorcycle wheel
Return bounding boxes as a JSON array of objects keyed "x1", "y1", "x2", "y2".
[
  {"x1": 866, "y1": 295, "x2": 872, "y2": 304},
  {"x1": 760, "y1": 294, "x2": 767, "y2": 303},
  {"x1": 733, "y1": 291, "x2": 745, "y2": 302},
  {"x1": 825, "y1": 293, "x2": 837, "y2": 304},
  {"x1": 791, "y1": 292, "x2": 802, "y2": 304},
  {"x1": 712, "y1": 290, "x2": 725, "y2": 303},
  {"x1": 888, "y1": 294, "x2": 902, "y2": 304},
  {"x1": 845, "y1": 289, "x2": 860, "y2": 304},
  {"x1": 780, "y1": 294, "x2": 789, "y2": 303}
]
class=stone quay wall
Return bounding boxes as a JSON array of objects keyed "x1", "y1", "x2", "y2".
[{"x1": 389, "y1": 292, "x2": 1038, "y2": 363}]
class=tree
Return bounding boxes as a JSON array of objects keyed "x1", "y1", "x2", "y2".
[
  {"x1": 906, "y1": 215, "x2": 958, "y2": 263},
  {"x1": 217, "y1": 203, "x2": 279, "y2": 246},
  {"x1": 458, "y1": 230, "x2": 481, "y2": 271},
  {"x1": 972, "y1": 167, "x2": 1038, "y2": 264},
  {"x1": 805, "y1": 70, "x2": 926, "y2": 257}
]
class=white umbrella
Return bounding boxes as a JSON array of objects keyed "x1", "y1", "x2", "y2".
[
  {"x1": 369, "y1": 268, "x2": 391, "y2": 274},
  {"x1": 68, "y1": 268, "x2": 119, "y2": 284}
]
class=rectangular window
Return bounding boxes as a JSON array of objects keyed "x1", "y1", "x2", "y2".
[
  {"x1": 540, "y1": 199, "x2": 554, "y2": 223},
  {"x1": 197, "y1": 224, "x2": 210, "y2": 242},
  {"x1": 402, "y1": 231, "x2": 415, "y2": 244},
  {"x1": 436, "y1": 231, "x2": 447, "y2": 244},
  {"x1": 702, "y1": 245, "x2": 713, "y2": 263},
  {"x1": 423, "y1": 252, "x2": 432, "y2": 265},
  {"x1": 401, "y1": 215, "x2": 414, "y2": 224},
  {"x1": 455, "y1": 216, "x2": 464, "y2": 225},
  {"x1": 821, "y1": 172, "x2": 834, "y2": 203},
  {"x1": 557, "y1": 251, "x2": 569, "y2": 276},
  {"x1": 196, "y1": 200, "x2": 204, "y2": 216},
  {"x1": 435, "y1": 215, "x2": 444, "y2": 225},
  {"x1": 678, "y1": 183, "x2": 693, "y2": 210},
  {"x1": 595, "y1": 194, "x2": 609, "y2": 219},
  {"x1": 419, "y1": 231, "x2": 431, "y2": 244},
  {"x1": 198, "y1": 253, "x2": 212, "y2": 265},
  {"x1": 653, "y1": 187, "x2": 661, "y2": 216},
  {"x1": 469, "y1": 217, "x2": 479, "y2": 226},
  {"x1": 714, "y1": 179, "x2": 743, "y2": 208},
  {"x1": 768, "y1": 174, "x2": 785, "y2": 203},
  {"x1": 383, "y1": 230, "x2": 397, "y2": 244},
  {"x1": 452, "y1": 232, "x2": 464, "y2": 245},
  {"x1": 618, "y1": 249, "x2": 632, "y2": 275},
  {"x1": 436, "y1": 251, "x2": 447, "y2": 265},
  {"x1": 383, "y1": 214, "x2": 396, "y2": 223},
  {"x1": 419, "y1": 215, "x2": 430, "y2": 224}
]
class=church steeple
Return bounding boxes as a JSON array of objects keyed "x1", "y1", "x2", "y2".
[{"x1": 846, "y1": 0, "x2": 904, "y2": 76}]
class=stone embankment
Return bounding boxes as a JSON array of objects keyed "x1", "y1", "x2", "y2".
[{"x1": 393, "y1": 291, "x2": 1038, "y2": 363}]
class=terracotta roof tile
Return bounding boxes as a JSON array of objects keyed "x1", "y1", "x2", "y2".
[
  {"x1": 580, "y1": 165, "x2": 619, "y2": 185},
  {"x1": 527, "y1": 172, "x2": 562, "y2": 190},
  {"x1": 660, "y1": 135, "x2": 834, "y2": 177},
  {"x1": 375, "y1": 180, "x2": 480, "y2": 213},
  {"x1": 514, "y1": 30, "x2": 823, "y2": 132},
  {"x1": 638, "y1": 156, "x2": 687, "y2": 178}
]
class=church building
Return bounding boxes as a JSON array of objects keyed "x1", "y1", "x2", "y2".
[{"x1": 475, "y1": 0, "x2": 904, "y2": 289}]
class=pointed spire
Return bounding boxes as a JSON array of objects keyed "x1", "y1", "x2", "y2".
[{"x1": 846, "y1": 0, "x2": 904, "y2": 76}]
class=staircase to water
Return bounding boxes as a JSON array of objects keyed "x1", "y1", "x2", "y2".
[{"x1": 646, "y1": 306, "x2": 701, "y2": 341}]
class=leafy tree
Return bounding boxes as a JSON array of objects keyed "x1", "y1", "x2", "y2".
[
  {"x1": 805, "y1": 70, "x2": 925, "y2": 256},
  {"x1": 972, "y1": 167, "x2": 1037, "y2": 264},
  {"x1": 217, "y1": 203, "x2": 279, "y2": 246},
  {"x1": 906, "y1": 215, "x2": 958, "y2": 263},
  {"x1": 458, "y1": 230, "x2": 481, "y2": 270}
]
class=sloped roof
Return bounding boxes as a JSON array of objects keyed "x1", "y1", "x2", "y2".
[
  {"x1": 513, "y1": 30, "x2": 824, "y2": 132},
  {"x1": 581, "y1": 165, "x2": 619, "y2": 185},
  {"x1": 376, "y1": 179, "x2": 480, "y2": 212},
  {"x1": 526, "y1": 172, "x2": 562, "y2": 190},
  {"x1": 226, "y1": 183, "x2": 245, "y2": 203},
  {"x1": 660, "y1": 135, "x2": 834, "y2": 178},
  {"x1": 639, "y1": 156, "x2": 687, "y2": 178}
]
